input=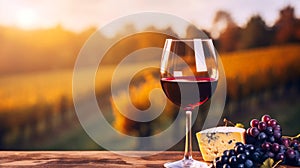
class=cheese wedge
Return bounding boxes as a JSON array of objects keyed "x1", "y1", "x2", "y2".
[{"x1": 196, "y1": 126, "x2": 245, "y2": 161}]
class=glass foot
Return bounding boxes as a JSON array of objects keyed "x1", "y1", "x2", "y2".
[{"x1": 164, "y1": 158, "x2": 210, "y2": 168}]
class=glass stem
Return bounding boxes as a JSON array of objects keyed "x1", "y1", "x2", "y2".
[{"x1": 184, "y1": 110, "x2": 192, "y2": 160}]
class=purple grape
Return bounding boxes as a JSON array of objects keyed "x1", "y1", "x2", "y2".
[
  {"x1": 295, "y1": 156, "x2": 300, "y2": 166},
  {"x1": 258, "y1": 121, "x2": 267, "y2": 131},
  {"x1": 229, "y1": 156, "x2": 238, "y2": 165},
  {"x1": 267, "y1": 136, "x2": 275, "y2": 143},
  {"x1": 279, "y1": 145, "x2": 286, "y2": 153},
  {"x1": 235, "y1": 142, "x2": 244, "y2": 147},
  {"x1": 250, "y1": 127, "x2": 260, "y2": 137},
  {"x1": 258, "y1": 132, "x2": 267, "y2": 141},
  {"x1": 222, "y1": 164, "x2": 230, "y2": 168},
  {"x1": 261, "y1": 142, "x2": 271, "y2": 151},
  {"x1": 274, "y1": 130, "x2": 281, "y2": 139},
  {"x1": 267, "y1": 151, "x2": 275, "y2": 158},
  {"x1": 273, "y1": 125, "x2": 281, "y2": 131},
  {"x1": 281, "y1": 138, "x2": 290, "y2": 147},
  {"x1": 237, "y1": 163, "x2": 244, "y2": 168},
  {"x1": 276, "y1": 153, "x2": 285, "y2": 161},
  {"x1": 244, "y1": 150, "x2": 251, "y2": 158},
  {"x1": 272, "y1": 143, "x2": 280, "y2": 153},
  {"x1": 267, "y1": 119, "x2": 277, "y2": 128},
  {"x1": 251, "y1": 152, "x2": 261, "y2": 162},
  {"x1": 235, "y1": 145, "x2": 245, "y2": 154},
  {"x1": 244, "y1": 159, "x2": 253, "y2": 168},
  {"x1": 291, "y1": 140, "x2": 299, "y2": 149},
  {"x1": 214, "y1": 160, "x2": 222, "y2": 168},
  {"x1": 295, "y1": 150, "x2": 299, "y2": 158},
  {"x1": 221, "y1": 155, "x2": 229, "y2": 164},
  {"x1": 246, "y1": 128, "x2": 251, "y2": 135},
  {"x1": 255, "y1": 146, "x2": 263, "y2": 153},
  {"x1": 227, "y1": 149, "x2": 235, "y2": 157},
  {"x1": 261, "y1": 115, "x2": 271, "y2": 123},
  {"x1": 262, "y1": 153, "x2": 269, "y2": 161},
  {"x1": 285, "y1": 148, "x2": 296, "y2": 159},
  {"x1": 223, "y1": 150, "x2": 229, "y2": 156},
  {"x1": 237, "y1": 154, "x2": 246, "y2": 163},
  {"x1": 245, "y1": 144, "x2": 255, "y2": 152},
  {"x1": 265, "y1": 126, "x2": 273, "y2": 135},
  {"x1": 250, "y1": 119, "x2": 259, "y2": 127}
]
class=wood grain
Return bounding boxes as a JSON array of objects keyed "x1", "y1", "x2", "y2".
[
  {"x1": 0, "y1": 151, "x2": 296, "y2": 167},
  {"x1": 0, "y1": 151, "x2": 192, "y2": 168}
]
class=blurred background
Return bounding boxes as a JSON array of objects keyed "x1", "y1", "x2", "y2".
[{"x1": 0, "y1": 0, "x2": 299, "y2": 150}]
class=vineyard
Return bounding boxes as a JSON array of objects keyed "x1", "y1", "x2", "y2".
[{"x1": 0, "y1": 44, "x2": 299, "y2": 149}]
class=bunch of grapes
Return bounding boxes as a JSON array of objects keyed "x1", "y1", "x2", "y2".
[
  {"x1": 246, "y1": 115, "x2": 300, "y2": 166},
  {"x1": 213, "y1": 115, "x2": 299, "y2": 167},
  {"x1": 213, "y1": 142, "x2": 257, "y2": 168}
]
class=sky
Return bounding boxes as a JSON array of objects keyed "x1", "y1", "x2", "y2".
[{"x1": 0, "y1": 0, "x2": 299, "y2": 36}]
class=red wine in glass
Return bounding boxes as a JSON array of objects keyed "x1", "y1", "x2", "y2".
[{"x1": 161, "y1": 77, "x2": 218, "y2": 108}]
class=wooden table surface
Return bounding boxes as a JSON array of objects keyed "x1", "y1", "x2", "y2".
[
  {"x1": 0, "y1": 151, "x2": 197, "y2": 168},
  {"x1": 0, "y1": 151, "x2": 296, "y2": 168}
]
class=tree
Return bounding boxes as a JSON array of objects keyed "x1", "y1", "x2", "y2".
[
  {"x1": 213, "y1": 10, "x2": 241, "y2": 52},
  {"x1": 238, "y1": 15, "x2": 273, "y2": 50},
  {"x1": 273, "y1": 6, "x2": 300, "y2": 44}
]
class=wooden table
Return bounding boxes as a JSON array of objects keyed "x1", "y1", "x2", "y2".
[
  {"x1": 0, "y1": 151, "x2": 198, "y2": 168},
  {"x1": 0, "y1": 151, "x2": 296, "y2": 167}
]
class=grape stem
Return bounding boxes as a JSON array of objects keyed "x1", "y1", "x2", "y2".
[
  {"x1": 282, "y1": 133, "x2": 300, "y2": 140},
  {"x1": 223, "y1": 118, "x2": 235, "y2": 127},
  {"x1": 271, "y1": 160, "x2": 282, "y2": 168}
]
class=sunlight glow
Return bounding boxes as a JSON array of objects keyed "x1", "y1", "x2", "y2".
[{"x1": 16, "y1": 8, "x2": 38, "y2": 29}]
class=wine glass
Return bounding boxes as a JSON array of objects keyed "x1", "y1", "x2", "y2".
[{"x1": 160, "y1": 39, "x2": 218, "y2": 167}]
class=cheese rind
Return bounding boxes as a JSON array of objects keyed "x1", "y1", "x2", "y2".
[{"x1": 196, "y1": 126, "x2": 245, "y2": 161}]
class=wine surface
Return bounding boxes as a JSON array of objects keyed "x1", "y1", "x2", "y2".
[{"x1": 161, "y1": 76, "x2": 218, "y2": 108}]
